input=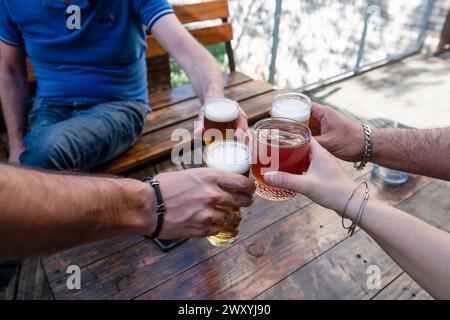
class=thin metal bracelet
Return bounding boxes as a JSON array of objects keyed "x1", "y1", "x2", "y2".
[
  {"x1": 348, "y1": 188, "x2": 370, "y2": 236},
  {"x1": 341, "y1": 182, "x2": 369, "y2": 236},
  {"x1": 354, "y1": 124, "x2": 373, "y2": 171}
]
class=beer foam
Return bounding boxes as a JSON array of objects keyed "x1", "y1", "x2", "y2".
[
  {"x1": 272, "y1": 99, "x2": 310, "y2": 123},
  {"x1": 204, "y1": 99, "x2": 239, "y2": 123},
  {"x1": 205, "y1": 141, "x2": 250, "y2": 175}
]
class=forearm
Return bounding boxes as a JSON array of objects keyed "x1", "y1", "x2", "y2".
[
  {"x1": 0, "y1": 68, "x2": 29, "y2": 146},
  {"x1": 345, "y1": 192, "x2": 450, "y2": 299},
  {"x1": 0, "y1": 164, "x2": 155, "y2": 260},
  {"x1": 177, "y1": 44, "x2": 224, "y2": 103},
  {"x1": 371, "y1": 128, "x2": 450, "y2": 181}
]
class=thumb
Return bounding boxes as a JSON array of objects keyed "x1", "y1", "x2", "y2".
[{"x1": 264, "y1": 171, "x2": 308, "y2": 194}]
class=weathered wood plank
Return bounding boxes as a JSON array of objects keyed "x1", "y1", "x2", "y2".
[
  {"x1": 173, "y1": 0, "x2": 229, "y2": 25},
  {"x1": 136, "y1": 176, "x2": 430, "y2": 300},
  {"x1": 0, "y1": 264, "x2": 18, "y2": 300},
  {"x1": 373, "y1": 273, "x2": 433, "y2": 300},
  {"x1": 15, "y1": 258, "x2": 53, "y2": 300},
  {"x1": 47, "y1": 193, "x2": 314, "y2": 299},
  {"x1": 47, "y1": 161, "x2": 370, "y2": 299},
  {"x1": 149, "y1": 72, "x2": 252, "y2": 111},
  {"x1": 44, "y1": 159, "x2": 368, "y2": 288},
  {"x1": 256, "y1": 231, "x2": 402, "y2": 300},
  {"x1": 256, "y1": 179, "x2": 447, "y2": 300},
  {"x1": 144, "y1": 80, "x2": 274, "y2": 134}
]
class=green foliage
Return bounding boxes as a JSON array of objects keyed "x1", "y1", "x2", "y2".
[{"x1": 170, "y1": 43, "x2": 228, "y2": 87}]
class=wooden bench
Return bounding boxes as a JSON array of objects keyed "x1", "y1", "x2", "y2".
[{"x1": 0, "y1": 0, "x2": 275, "y2": 174}]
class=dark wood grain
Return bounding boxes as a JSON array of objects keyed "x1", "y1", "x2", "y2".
[
  {"x1": 135, "y1": 175, "x2": 431, "y2": 300},
  {"x1": 257, "y1": 179, "x2": 448, "y2": 300},
  {"x1": 144, "y1": 79, "x2": 274, "y2": 134},
  {"x1": 149, "y1": 72, "x2": 252, "y2": 111},
  {"x1": 15, "y1": 258, "x2": 53, "y2": 300},
  {"x1": 373, "y1": 273, "x2": 433, "y2": 300},
  {"x1": 256, "y1": 231, "x2": 402, "y2": 300},
  {"x1": 47, "y1": 192, "x2": 315, "y2": 299}
]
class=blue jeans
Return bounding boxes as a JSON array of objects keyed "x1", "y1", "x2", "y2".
[{"x1": 19, "y1": 98, "x2": 149, "y2": 171}]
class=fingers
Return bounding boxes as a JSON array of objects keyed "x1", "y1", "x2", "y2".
[
  {"x1": 235, "y1": 109, "x2": 249, "y2": 144},
  {"x1": 216, "y1": 173, "x2": 255, "y2": 195},
  {"x1": 215, "y1": 190, "x2": 253, "y2": 208},
  {"x1": 194, "y1": 107, "x2": 205, "y2": 139},
  {"x1": 263, "y1": 171, "x2": 309, "y2": 194}
]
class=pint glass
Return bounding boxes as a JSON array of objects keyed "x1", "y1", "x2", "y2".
[
  {"x1": 204, "y1": 140, "x2": 251, "y2": 246},
  {"x1": 271, "y1": 92, "x2": 312, "y2": 125},
  {"x1": 203, "y1": 98, "x2": 239, "y2": 146},
  {"x1": 251, "y1": 118, "x2": 311, "y2": 201}
]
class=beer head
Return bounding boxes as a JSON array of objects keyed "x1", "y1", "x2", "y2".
[
  {"x1": 204, "y1": 141, "x2": 250, "y2": 175},
  {"x1": 272, "y1": 92, "x2": 311, "y2": 123},
  {"x1": 204, "y1": 98, "x2": 239, "y2": 123}
]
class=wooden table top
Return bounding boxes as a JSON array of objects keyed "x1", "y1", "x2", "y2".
[
  {"x1": 40, "y1": 74, "x2": 449, "y2": 300},
  {"x1": 42, "y1": 154, "x2": 450, "y2": 299}
]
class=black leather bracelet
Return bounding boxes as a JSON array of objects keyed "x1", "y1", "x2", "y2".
[{"x1": 143, "y1": 176, "x2": 165, "y2": 239}]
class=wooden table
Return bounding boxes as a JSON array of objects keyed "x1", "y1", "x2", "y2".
[{"x1": 42, "y1": 144, "x2": 450, "y2": 299}]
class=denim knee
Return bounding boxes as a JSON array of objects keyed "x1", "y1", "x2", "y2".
[{"x1": 20, "y1": 132, "x2": 76, "y2": 171}]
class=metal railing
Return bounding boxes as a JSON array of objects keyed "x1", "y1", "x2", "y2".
[{"x1": 266, "y1": 0, "x2": 435, "y2": 90}]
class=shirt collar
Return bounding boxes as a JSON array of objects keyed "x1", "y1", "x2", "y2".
[{"x1": 41, "y1": 0, "x2": 90, "y2": 10}]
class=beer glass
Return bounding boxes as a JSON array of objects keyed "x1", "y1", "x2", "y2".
[
  {"x1": 203, "y1": 140, "x2": 250, "y2": 246},
  {"x1": 271, "y1": 92, "x2": 312, "y2": 125},
  {"x1": 251, "y1": 118, "x2": 311, "y2": 201},
  {"x1": 203, "y1": 98, "x2": 239, "y2": 146}
]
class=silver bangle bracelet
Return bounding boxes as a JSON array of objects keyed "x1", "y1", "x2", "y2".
[{"x1": 341, "y1": 182, "x2": 370, "y2": 237}]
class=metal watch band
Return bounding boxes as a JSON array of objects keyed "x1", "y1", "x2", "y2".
[
  {"x1": 354, "y1": 124, "x2": 373, "y2": 171},
  {"x1": 143, "y1": 176, "x2": 165, "y2": 239}
]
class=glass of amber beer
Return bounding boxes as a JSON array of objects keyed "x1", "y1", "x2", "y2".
[
  {"x1": 251, "y1": 118, "x2": 311, "y2": 201},
  {"x1": 204, "y1": 140, "x2": 251, "y2": 246},
  {"x1": 203, "y1": 98, "x2": 239, "y2": 146},
  {"x1": 271, "y1": 92, "x2": 312, "y2": 125}
]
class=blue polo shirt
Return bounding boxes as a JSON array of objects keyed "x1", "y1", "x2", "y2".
[{"x1": 0, "y1": 0, "x2": 174, "y2": 105}]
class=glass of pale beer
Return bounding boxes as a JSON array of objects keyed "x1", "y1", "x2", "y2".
[
  {"x1": 251, "y1": 118, "x2": 311, "y2": 201},
  {"x1": 271, "y1": 92, "x2": 312, "y2": 125},
  {"x1": 203, "y1": 140, "x2": 251, "y2": 246},
  {"x1": 203, "y1": 98, "x2": 239, "y2": 146}
]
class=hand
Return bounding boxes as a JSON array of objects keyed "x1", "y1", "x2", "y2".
[
  {"x1": 264, "y1": 139, "x2": 358, "y2": 215},
  {"x1": 8, "y1": 144, "x2": 24, "y2": 165},
  {"x1": 195, "y1": 101, "x2": 249, "y2": 143},
  {"x1": 154, "y1": 168, "x2": 255, "y2": 239},
  {"x1": 310, "y1": 103, "x2": 365, "y2": 162}
]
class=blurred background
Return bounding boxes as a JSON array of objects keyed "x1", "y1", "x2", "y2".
[{"x1": 170, "y1": 0, "x2": 449, "y2": 90}]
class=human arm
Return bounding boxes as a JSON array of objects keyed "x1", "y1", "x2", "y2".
[
  {"x1": 0, "y1": 164, "x2": 254, "y2": 260},
  {"x1": 150, "y1": 15, "x2": 249, "y2": 135},
  {"x1": 264, "y1": 139, "x2": 450, "y2": 299},
  {"x1": 0, "y1": 41, "x2": 29, "y2": 164},
  {"x1": 310, "y1": 103, "x2": 450, "y2": 181}
]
